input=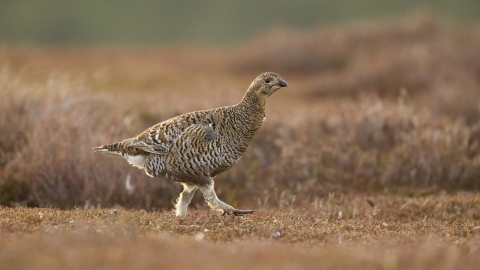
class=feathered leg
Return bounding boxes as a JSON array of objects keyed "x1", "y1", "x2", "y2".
[
  {"x1": 199, "y1": 178, "x2": 255, "y2": 216},
  {"x1": 175, "y1": 184, "x2": 198, "y2": 216}
]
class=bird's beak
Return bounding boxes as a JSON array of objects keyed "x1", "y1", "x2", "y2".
[{"x1": 278, "y1": 80, "x2": 288, "y2": 87}]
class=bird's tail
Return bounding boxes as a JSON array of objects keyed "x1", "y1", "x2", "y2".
[
  {"x1": 93, "y1": 140, "x2": 147, "y2": 169},
  {"x1": 92, "y1": 142, "x2": 124, "y2": 156}
]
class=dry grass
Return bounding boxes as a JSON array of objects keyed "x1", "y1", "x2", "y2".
[
  {"x1": 1, "y1": 13, "x2": 480, "y2": 269},
  {"x1": 1, "y1": 193, "x2": 479, "y2": 270}
]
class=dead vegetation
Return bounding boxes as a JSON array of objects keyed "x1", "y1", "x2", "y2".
[{"x1": 1, "y1": 193, "x2": 479, "y2": 269}]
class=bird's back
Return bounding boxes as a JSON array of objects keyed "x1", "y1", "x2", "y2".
[{"x1": 155, "y1": 104, "x2": 263, "y2": 181}]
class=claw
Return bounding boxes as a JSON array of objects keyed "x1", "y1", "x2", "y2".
[
  {"x1": 222, "y1": 209, "x2": 256, "y2": 216},
  {"x1": 233, "y1": 209, "x2": 256, "y2": 216}
]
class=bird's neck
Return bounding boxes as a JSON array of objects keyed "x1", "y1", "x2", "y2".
[
  {"x1": 238, "y1": 90, "x2": 266, "y2": 118},
  {"x1": 234, "y1": 91, "x2": 266, "y2": 135}
]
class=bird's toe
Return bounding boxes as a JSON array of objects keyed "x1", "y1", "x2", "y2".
[
  {"x1": 232, "y1": 209, "x2": 256, "y2": 216},
  {"x1": 220, "y1": 208, "x2": 255, "y2": 216}
]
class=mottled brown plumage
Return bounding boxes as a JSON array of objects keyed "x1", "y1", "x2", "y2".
[{"x1": 93, "y1": 72, "x2": 288, "y2": 216}]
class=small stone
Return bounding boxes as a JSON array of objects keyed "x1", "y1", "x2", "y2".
[
  {"x1": 273, "y1": 231, "x2": 281, "y2": 239},
  {"x1": 110, "y1": 209, "x2": 120, "y2": 216},
  {"x1": 194, "y1": 232, "x2": 205, "y2": 241}
]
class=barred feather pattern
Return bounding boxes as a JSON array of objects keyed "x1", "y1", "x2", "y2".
[{"x1": 94, "y1": 72, "x2": 287, "y2": 215}]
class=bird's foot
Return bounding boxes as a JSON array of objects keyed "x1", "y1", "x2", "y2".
[
  {"x1": 222, "y1": 209, "x2": 256, "y2": 216},
  {"x1": 201, "y1": 184, "x2": 256, "y2": 216}
]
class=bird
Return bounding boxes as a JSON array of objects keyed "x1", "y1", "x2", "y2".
[{"x1": 93, "y1": 72, "x2": 288, "y2": 216}]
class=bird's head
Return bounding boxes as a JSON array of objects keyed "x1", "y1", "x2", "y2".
[{"x1": 248, "y1": 72, "x2": 288, "y2": 99}]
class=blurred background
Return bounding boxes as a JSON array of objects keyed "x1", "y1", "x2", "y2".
[
  {"x1": 1, "y1": 1, "x2": 480, "y2": 210},
  {"x1": 0, "y1": 0, "x2": 479, "y2": 45}
]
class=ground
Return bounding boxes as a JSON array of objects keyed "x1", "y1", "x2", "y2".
[{"x1": 1, "y1": 192, "x2": 479, "y2": 270}]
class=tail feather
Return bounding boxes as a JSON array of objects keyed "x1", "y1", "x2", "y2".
[
  {"x1": 93, "y1": 142, "x2": 121, "y2": 152},
  {"x1": 92, "y1": 142, "x2": 126, "y2": 157},
  {"x1": 93, "y1": 142, "x2": 147, "y2": 169},
  {"x1": 92, "y1": 145, "x2": 106, "y2": 152}
]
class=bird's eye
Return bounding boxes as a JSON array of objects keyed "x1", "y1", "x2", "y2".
[{"x1": 264, "y1": 79, "x2": 271, "y2": 83}]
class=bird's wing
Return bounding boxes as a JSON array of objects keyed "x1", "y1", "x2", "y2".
[
  {"x1": 202, "y1": 123, "x2": 218, "y2": 141},
  {"x1": 179, "y1": 122, "x2": 217, "y2": 143},
  {"x1": 127, "y1": 112, "x2": 218, "y2": 155},
  {"x1": 125, "y1": 121, "x2": 172, "y2": 155}
]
